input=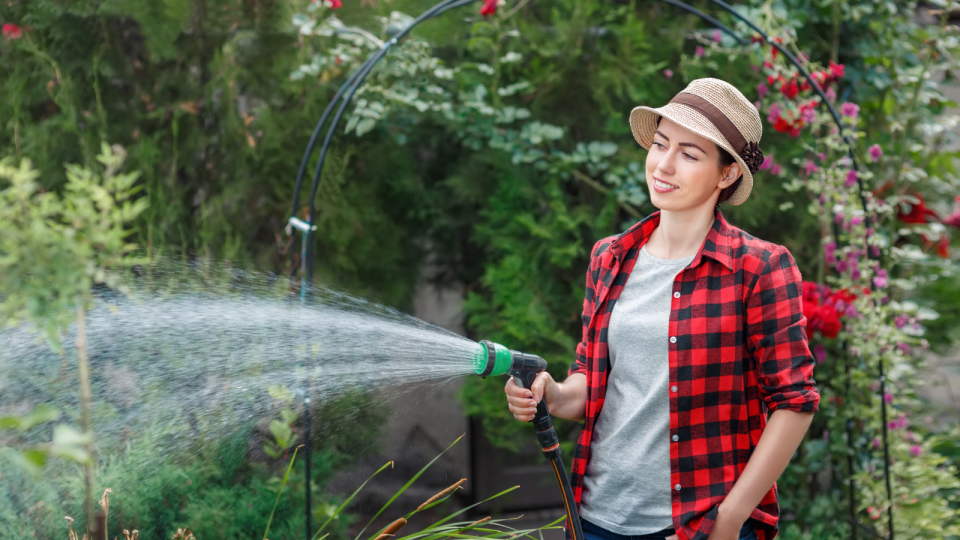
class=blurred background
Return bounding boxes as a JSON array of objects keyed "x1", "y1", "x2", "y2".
[{"x1": 1, "y1": 0, "x2": 960, "y2": 539}]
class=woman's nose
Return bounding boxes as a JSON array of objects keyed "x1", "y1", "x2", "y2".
[{"x1": 656, "y1": 149, "x2": 677, "y2": 175}]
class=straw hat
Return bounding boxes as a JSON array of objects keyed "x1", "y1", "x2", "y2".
[{"x1": 629, "y1": 78, "x2": 764, "y2": 206}]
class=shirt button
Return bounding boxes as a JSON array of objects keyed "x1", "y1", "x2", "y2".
[
  {"x1": 675, "y1": 484, "x2": 681, "y2": 491},
  {"x1": 671, "y1": 385, "x2": 677, "y2": 392},
  {"x1": 672, "y1": 434, "x2": 679, "y2": 442},
  {"x1": 669, "y1": 336, "x2": 677, "y2": 344},
  {"x1": 673, "y1": 291, "x2": 680, "y2": 298}
]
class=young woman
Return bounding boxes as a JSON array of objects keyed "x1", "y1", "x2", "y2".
[{"x1": 504, "y1": 78, "x2": 820, "y2": 540}]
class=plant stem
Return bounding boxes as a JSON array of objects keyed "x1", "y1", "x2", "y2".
[{"x1": 75, "y1": 301, "x2": 96, "y2": 537}]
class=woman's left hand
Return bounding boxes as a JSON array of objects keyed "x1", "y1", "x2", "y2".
[{"x1": 704, "y1": 504, "x2": 746, "y2": 540}]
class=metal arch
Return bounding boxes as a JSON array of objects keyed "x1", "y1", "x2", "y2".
[{"x1": 287, "y1": 1, "x2": 890, "y2": 539}]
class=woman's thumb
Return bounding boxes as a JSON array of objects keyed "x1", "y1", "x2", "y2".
[{"x1": 531, "y1": 372, "x2": 549, "y2": 403}]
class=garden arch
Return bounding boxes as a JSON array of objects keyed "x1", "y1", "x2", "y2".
[{"x1": 286, "y1": 2, "x2": 891, "y2": 539}]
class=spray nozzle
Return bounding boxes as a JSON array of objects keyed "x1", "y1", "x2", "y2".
[{"x1": 473, "y1": 340, "x2": 548, "y2": 392}]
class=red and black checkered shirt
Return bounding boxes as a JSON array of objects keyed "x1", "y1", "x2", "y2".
[{"x1": 567, "y1": 210, "x2": 819, "y2": 540}]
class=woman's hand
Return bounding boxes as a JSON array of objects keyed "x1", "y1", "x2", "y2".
[
  {"x1": 504, "y1": 371, "x2": 558, "y2": 422},
  {"x1": 704, "y1": 503, "x2": 748, "y2": 540}
]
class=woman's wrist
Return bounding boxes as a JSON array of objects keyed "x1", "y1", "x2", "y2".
[{"x1": 716, "y1": 500, "x2": 750, "y2": 531}]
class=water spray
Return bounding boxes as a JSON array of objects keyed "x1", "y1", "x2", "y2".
[{"x1": 472, "y1": 341, "x2": 584, "y2": 540}]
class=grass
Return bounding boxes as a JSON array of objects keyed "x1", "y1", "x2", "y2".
[{"x1": 63, "y1": 435, "x2": 563, "y2": 540}]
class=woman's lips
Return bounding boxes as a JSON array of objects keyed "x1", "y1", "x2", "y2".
[{"x1": 653, "y1": 177, "x2": 679, "y2": 193}]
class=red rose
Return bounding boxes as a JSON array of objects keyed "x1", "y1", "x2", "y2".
[
  {"x1": 815, "y1": 304, "x2": 842, "y2": 339},
  {"x1": 897, "y1": 194, "x2": 939, "y2": 224},
  {"x1": 829, "y1": 61, "x2": 845, "y2": 79},
  {"x1": 479, "y1": 0, "x2": 499, "y2": 15},
  {"x1": 780, "y1": 78, "x2": 800, "y2": 100},
  {"x1": 800, "y1": 80, "x2": 811, "y2": 92},
  {"x1": 767, "y1": 75, "x2": 776, "y2": 86},
  {"x1": 829, "y1": 288, "x2": 857, "y2": 305},
  {"x1": 3, "y1": 23, "x2": 23, "y2": 40},
  {"x1": 936, "y1": 235, "x2": 950, "y2": 259},
  {"x1": 802, "y1": 282, "x2": 824, "y2": 339},
  {"x1": 773, "y1": 116, "x2": 793, "y2": 133}
]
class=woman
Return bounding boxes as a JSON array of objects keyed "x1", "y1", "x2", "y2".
[{"x1": 504, "y1": 78, "x2": 820, "y2": 540}]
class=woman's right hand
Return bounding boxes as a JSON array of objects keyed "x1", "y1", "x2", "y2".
[{"x1": 504, "y1": 371, "x2": 557, "y2": 422}]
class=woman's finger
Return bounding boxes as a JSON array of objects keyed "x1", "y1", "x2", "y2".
[{"x1": 504, "y1": 377, "x2": 532, "y2": 398}]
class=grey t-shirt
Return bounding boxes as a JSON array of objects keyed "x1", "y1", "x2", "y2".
[{"x1": 579, "y1": 245, "x2": 694, "y2": 535}]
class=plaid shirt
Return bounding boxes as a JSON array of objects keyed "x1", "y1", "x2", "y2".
[{"x1": 567, "y1": 210, "x2": 819, "y2": 540}]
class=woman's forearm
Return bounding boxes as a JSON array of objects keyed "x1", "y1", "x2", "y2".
[
  {"x1": 716, "y1": 409, "x2": 814, "y2": 526},
  {"x1": 546, "y1": 372, "x2": 588, "y2": 421}
]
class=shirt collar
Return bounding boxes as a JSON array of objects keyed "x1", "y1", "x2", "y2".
[{"x1": 608, "y1": 209, "x2": 737, "y2": 272}]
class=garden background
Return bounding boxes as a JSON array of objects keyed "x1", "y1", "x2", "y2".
[{"x1": 2, "y1": 0, "x2": 960, "y2": 539}]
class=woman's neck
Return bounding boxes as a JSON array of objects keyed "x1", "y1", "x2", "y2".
[{"x1": 645, "y1": 206, "x2": 717, "y2": 260}]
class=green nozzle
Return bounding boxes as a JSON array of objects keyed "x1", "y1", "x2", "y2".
[{"x1": 473, "y1": 340, "x2": 511, "y2": 378}]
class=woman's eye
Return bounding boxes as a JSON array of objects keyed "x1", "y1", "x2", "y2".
[
  {"x1": 653, "y1": 142, "x2": 665, "y2": 149},
  {"x1": 683, "y1": 153, "x2": 697, "y2": 161}
]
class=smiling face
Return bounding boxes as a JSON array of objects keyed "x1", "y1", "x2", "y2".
[{"x1": 645, "y1": 117, "x2": 741, "y2": 212}]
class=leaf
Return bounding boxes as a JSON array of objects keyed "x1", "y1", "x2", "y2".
[
  {"x1": 355, "y1": 118, "x2": 377, "y2": 137},
  {"x1": 52, "y1": 425, "x2": 92, "y2": 446},
  {"x1": 17, "y1": 404, "x2": 60, "y2": 431},
  {"x1": 355, "y1": 435, "x2": 464, "y2": 540},
  {"x1": 263, "y1": 446, "x2": 300, "y2": 540},
  {"x1": 269, "y1": 419, "x2": 292, "y2": 447}
]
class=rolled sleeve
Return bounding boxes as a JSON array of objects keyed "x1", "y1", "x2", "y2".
[
  {"x1": 746, "y1": 245, "x2": 820, "y2": 413},
  {"x1": 569, "y1": 240, "x2": 603, "y2": 378}
]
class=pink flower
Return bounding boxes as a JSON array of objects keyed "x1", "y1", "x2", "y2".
[
  {"x1": 695, "y1": 46, "x2": 706, "y2": 57},
  {"x1": 663, "y1": 69, "x2": 674, "y2": 79},
  {"x1": 801, "y1": 107, "x2": 816, "y2": 123},
  {"x1": 873, "y1": 268, "x2": 888, "y2": 289},
  {"x1": 760, "y1": 155, "x2": 774, "y2": 171},
  {"x1": 818, "y1": 152, "x2": 826, "y2": 161},
  {"x1": 883, "y1": 392, "x2": 893, "y2": 403},
  {"x1": 869, "y1": 144, "x2": 883, "y2": 162},
  {"x1": 898, "y1": 342, "x2": 910, "y2": 355},
  {"x1": 757, "y1": 82, "x2": 768, "y2": 99},
  {"x1": 803, "y1": 160, "x2": 819, "y2": 175},
  {"x1": 713, "y1": 30, "x2": 722, "y2": 43},
  {"x1": 813, "y1": 344, "x2": 826, "y2": 364},
  {"x1": 844, "y1": 170, "x2": 858, "y2": 188},
  {"x1": 824, "y1": 242, "x2": 837, "y2": 265},
  {"x1": 850, "y1": 216, "x2": 863, "y2": 227},
  {"x1": 770, "y1": 164, "x2": 782, "y2": 175},
  {"x1": 841, "y1": 102, "x2": 859, "y2": 118},
  {"x1": 325, "y1": 0, "x2": 343, "y2": 8},
  {"x1": 910, "y1": 445, "x2": 923, "y2": 457},
  {"x1": 2, "y1": 23, "x2": 23, "y2": 40},
  {"x1": 872, "y1": 438, "x2": 881, "y2": 449},
  {"x1": 767, "y1": 103, "x2": 782, "y2": 124},
  {"x1": 825, "y1": 87, "x2": 837, "y2": 102},
  {"x1": 894, "y1": 314, "x2": 909, "y2": 329}
]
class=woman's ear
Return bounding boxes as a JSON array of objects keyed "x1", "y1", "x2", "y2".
[{"x1": 718, "y1": 162, "x2": 742, "y2": 189}]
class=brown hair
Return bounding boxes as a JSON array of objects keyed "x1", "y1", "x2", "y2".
[{"x1": 715, "y1": 145, "x2": 743, "y2": 205}]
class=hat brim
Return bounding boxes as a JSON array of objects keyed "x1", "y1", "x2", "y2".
[{"x1": 629, "y1": 103, "x2": 753, "y2": 206}]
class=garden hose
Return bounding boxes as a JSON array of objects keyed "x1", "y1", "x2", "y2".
[{"x1": 474, "y1": 341, "x2": 584, "y2": 540}]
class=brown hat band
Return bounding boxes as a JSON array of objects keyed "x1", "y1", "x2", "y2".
[{"x1": 668, "y1": 92, "x2": 764, "y2": 174}]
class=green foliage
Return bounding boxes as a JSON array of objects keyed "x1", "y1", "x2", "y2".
[
  {"x1": 0, "y1": 144, "x2": 145, "y2": 346},
  {"x1": 5, "y1": 0, "x2": 960, "y2": 537}
]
